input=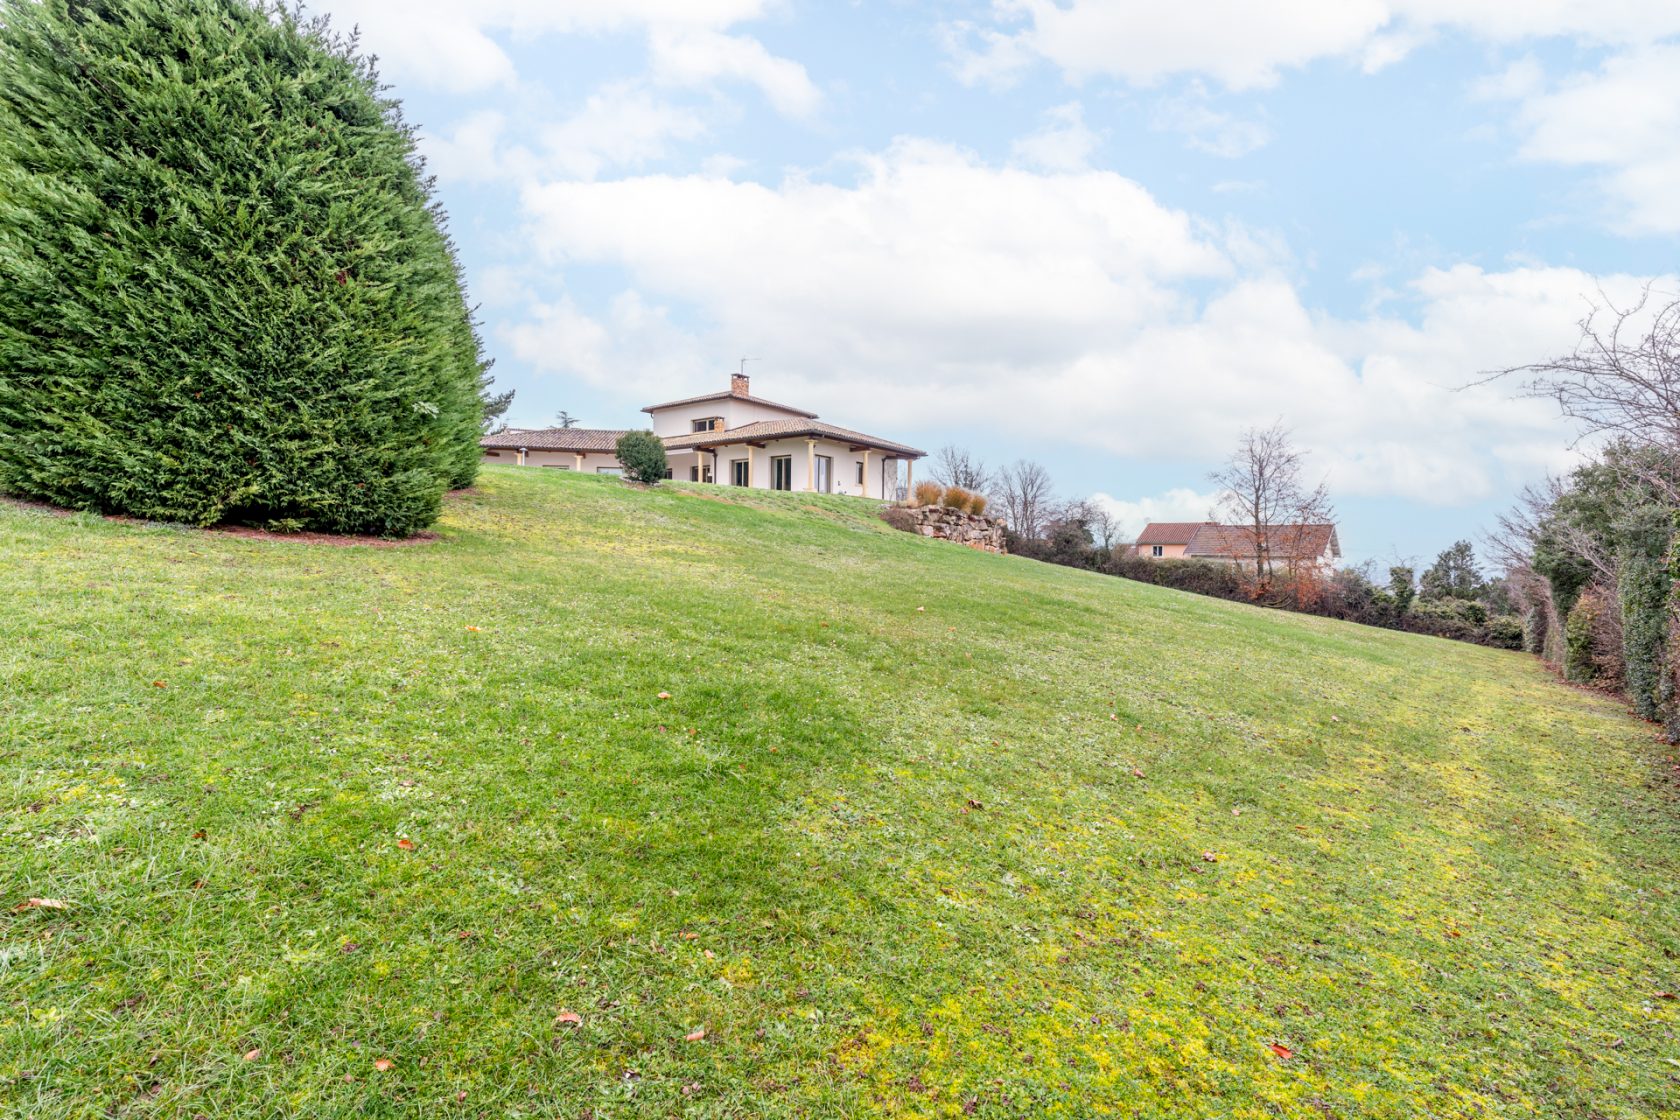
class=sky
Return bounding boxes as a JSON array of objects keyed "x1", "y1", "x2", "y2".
[{"x1": 312, "y1": 0, "x2": 1680, "y2": 566}]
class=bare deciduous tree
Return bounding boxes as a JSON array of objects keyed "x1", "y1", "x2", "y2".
[
  {"x1": 1493, "y1": 287, "x2": 1680, "y2": 502},
  {"x1": 929, "y1": 445, "x2": 993, "y2": 493},
  {"x1": 1209, "y1": 421, "x2": 1333, "y2": 582},
  {"x1": 996, "y1": 460, "x2": 1055, "y2": 538},
  {"x1": 1083, "y1": 500, "x2": 1122, "y2": 552}
]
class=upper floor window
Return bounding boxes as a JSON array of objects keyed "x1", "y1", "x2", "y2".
[{"x1": 692, "y1": 417, "x2": 722, "y2": 432}]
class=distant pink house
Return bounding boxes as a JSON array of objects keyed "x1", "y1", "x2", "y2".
[{"x1": 1133, "y1": 521, "x2": 1341, "y2": 568}]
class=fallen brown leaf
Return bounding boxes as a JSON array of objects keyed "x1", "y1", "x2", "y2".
[
  {"x1": 396, "y1": 838, "x2": 417, "y2": 852},
  {"x1": 556, "y1": 1011, "x2": 582, "y2": 1026},
  {"x1": 373, "y1": 1058, "x2": 394, "y2": 1072},
  {"x1": 685, "y1": 1028, "x2": 706, "y2": 1042},
  {"x1": 1268, "y1": 1043, "x2": 1293, "y2": 1060},
  {"x1": 243, "y1": 1049, "x2": 261, "y2": 1062},
  {"x1": 14, "y1": 897, "x2": 67, "y2": 912}
]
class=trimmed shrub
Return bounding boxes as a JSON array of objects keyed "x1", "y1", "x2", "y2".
[
  {"x1": 1616, "y1": 505, "x2": 1673, "y2": 720},
  {"x1": 941, "y1": 486, "x2": 973, "y2": 511},
  {"x1": 878, "y1": 505, "x2": 917, "y2": 533},
  {"x1": 1563, "y1": 589, "x2": 1622, "y2": 685},
  {"x1": 967, "y1": 493, "x2": 989, "y2": 517},
  {"x1": 614, "y1": 431, "x2": 668, "y2": 485},
  {"x1": 0, "y1": 0, "x2": 486, "y2": 535},
  {"x1": 912, "y1": 480, "x2": 943, "y2": 507}
]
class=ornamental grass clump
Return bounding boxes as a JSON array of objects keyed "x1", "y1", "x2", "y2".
[
  {"x1": 0, "y1": 0, "x2": 489, "y2": 536},
  {"x1": 911, "y1": 480, "x2": 943, "y2": 507},
  {"x1": 967, "y1": 493, "x2": 989, "y2": 516},
  {"x1": 941, "y1": 486, "x2": 973, "y2": 511}
]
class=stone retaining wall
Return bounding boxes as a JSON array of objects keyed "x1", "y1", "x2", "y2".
[{"x1": 884, "y1": 504, "x2": 1008, "y2": 553}]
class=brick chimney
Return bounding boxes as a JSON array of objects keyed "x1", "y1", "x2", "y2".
[{"x1": 731, "y1": 372, "x2": 750, "y2": 396}]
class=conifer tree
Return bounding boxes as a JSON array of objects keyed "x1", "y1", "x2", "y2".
[{"x1": 0, "y1": 0, "x2": 496, "y2": 534}]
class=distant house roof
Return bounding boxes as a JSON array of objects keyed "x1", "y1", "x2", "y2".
[
  {"x1": 641, "y1": 389, "x2": 818, "y2": 419},
  {"x1": 663, "y1": 418, "x2": 925, "y2": 458},
  {"x1": 1136, "y1": 521, "x2": 1214, "y2": 546},
  {"x1": 480, "y1": 427, "x2": 629, "y2": 453},
  {"x1": 1184, "y1": 522, "x2": 1340, "y2": 561}
]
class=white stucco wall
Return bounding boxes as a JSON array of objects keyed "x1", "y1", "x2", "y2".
[
  {"x1": 697, "y1": 438, "x2": 902, "y2": 498},
  {"x1": 482, "y1": 449, "x2": 626, "y2": 473},
  {"x1": 645, "y1": 396, "x2": 811, "y2": 438}
]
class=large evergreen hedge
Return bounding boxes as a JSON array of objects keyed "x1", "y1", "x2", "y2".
[{"x1": 0, "y1": 0, "x2": 491, "y2": 535}]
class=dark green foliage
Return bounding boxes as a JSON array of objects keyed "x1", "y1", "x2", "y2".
[
  {"x1": 1388, "y1": 565, "x2": 1415, "y2": 614},
  {"x1": 1419, "y1": 541, "x2": 1483, "y2": 601},
  {"x1": 1563, "y1": 590, "x2": 1621, "y2": 685},
  {"x1": 0, "y1": 0, "x2": 488, "y2": 535},
  {"x1": 1532, "y1": 524, "x2": 1595, "y2": 621},
  {"x1": 1616, "y1": 505, "x2": 1673, "y2": 720},
  {"x1": 614, "y1": 430, "x2": 667, "y2": 485},
  {"x1": 1521, "y1": 604, "x2": 1547, "y2": 656}
]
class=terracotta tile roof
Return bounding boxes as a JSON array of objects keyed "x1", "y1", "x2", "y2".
[
  {"x1": 1183, "y1": 522, "x2": 1340, "y2": 561},
  {"x1": 662, "y1": 418, "x2": 925, "y2": 458},
  {"x1": 480, "y1": 427, "x2": 630, "y2": 453},
  {"x1": 1136, "y1": 521, "x2": 1214, "y2": 546},
  {"x1": 640, "y1": 389, "x2": 818, "y2": 419}
]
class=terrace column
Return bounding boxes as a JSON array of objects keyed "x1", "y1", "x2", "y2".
[
  {"x1": 574, "y1": 452, "x2": 583, "y2": 471},
  {"x1": 806, "y1": 439, "x2": 816, "y2": 492},
  {"x1": 905, "y1": 458, "x2": 912, "y2": 497}
]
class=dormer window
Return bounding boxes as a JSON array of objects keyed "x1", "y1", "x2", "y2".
[{"x1": 692, "y1": 417, "x2": 722, "y2": 432}]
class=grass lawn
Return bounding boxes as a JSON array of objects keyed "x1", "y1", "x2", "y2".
[{"x1": 4, "y1": 465, "x2": 1679, "y2": 1118}]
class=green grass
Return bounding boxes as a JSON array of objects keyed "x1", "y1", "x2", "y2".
[{"x1": 4, "y1": 466, "x2": 1679, "y2": 1118}]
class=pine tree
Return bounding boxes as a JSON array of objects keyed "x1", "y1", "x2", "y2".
[{"x1": 0, "y1": 0, "x2": 492, "y2": 534}]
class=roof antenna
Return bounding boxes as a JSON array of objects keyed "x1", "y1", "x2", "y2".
[{"x1": 738, "y1": 356, "x2": 758, "y2": 375}]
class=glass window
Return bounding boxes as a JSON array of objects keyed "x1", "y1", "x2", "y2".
[
  {"x1": 770, "y1": 456, "x2": 793, "y2": 491},
  {"x1": 856, "y1": 461, "x2": 864, "y2": 484},
  {"x1": 732, "y1": 459, "x2": 750, "y2": 487},
  {"x1": 814, "y1": 455, "x2": 832, "y2": 493},
  {"x1": 692, "y1": 417, "x2": 721, "y2": 432},
  {"x1": 1151, "y1": 545, "x2": 1163, "y2": 557}
]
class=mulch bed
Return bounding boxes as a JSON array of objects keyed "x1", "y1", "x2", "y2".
[{"x1": 2, "y1": 494, "x2": 446, "y2": 548}]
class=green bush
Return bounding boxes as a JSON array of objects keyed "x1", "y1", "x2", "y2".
[
  {"x1": 0, "y1": 0, "x2": 486, "y2": 535},
  {"x1": 614, "y1": 431, "x2": 668, "y2": 485},
  {"x1": 1616, "y1": 505, "x2": 1673, "y2": 720},
  {"x1": 1562, "y1": 591, "x2": 1623, "y2": 685}
]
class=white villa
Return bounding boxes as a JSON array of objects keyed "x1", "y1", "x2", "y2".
[{"x1": 480, "y1": 374, "x2": 925, "y2": 499}]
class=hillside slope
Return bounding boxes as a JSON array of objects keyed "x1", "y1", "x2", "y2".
[{"x1": 4, "y1": 467, "x2": 1678, "y2": 1118}]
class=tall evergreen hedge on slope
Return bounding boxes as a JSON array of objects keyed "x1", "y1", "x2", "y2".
[{"x1": 0, "y1": 0, "x2": 491, "y2": 535}]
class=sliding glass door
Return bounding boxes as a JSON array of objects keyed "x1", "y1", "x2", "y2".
[{"x1": 770, "y1": 456, "x2": 793, "y2": 491}]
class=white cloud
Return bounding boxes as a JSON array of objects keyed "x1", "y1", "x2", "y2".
[
  {"x1": 1010, "y1": 102, "x2": 1101, "y2": 172},
  {"x1": 1489, "y1": 45, "x2": 1680, "y2": 234},
  {"x1": 1150, "y1": 87, "x2": 1271, "y2": 158},
  {"x1": 948, "y1": 0, "x2": 1680, "y2": 90},
  {"x1": 509, "y1": 139, "x2": 1653, "y2": 504},
  {"x1": 648, "y1": 28, "x2": 821, "y2": 118},
  {"x1": 1092, "y1": 489, "x2": 1221, "y2": 541},
  {"x1": 421, "y1": 86, "x2": 709, "y2": 185},
  {"x1": 318, "y1": 0, "x2": 816, "y2": 114}
]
